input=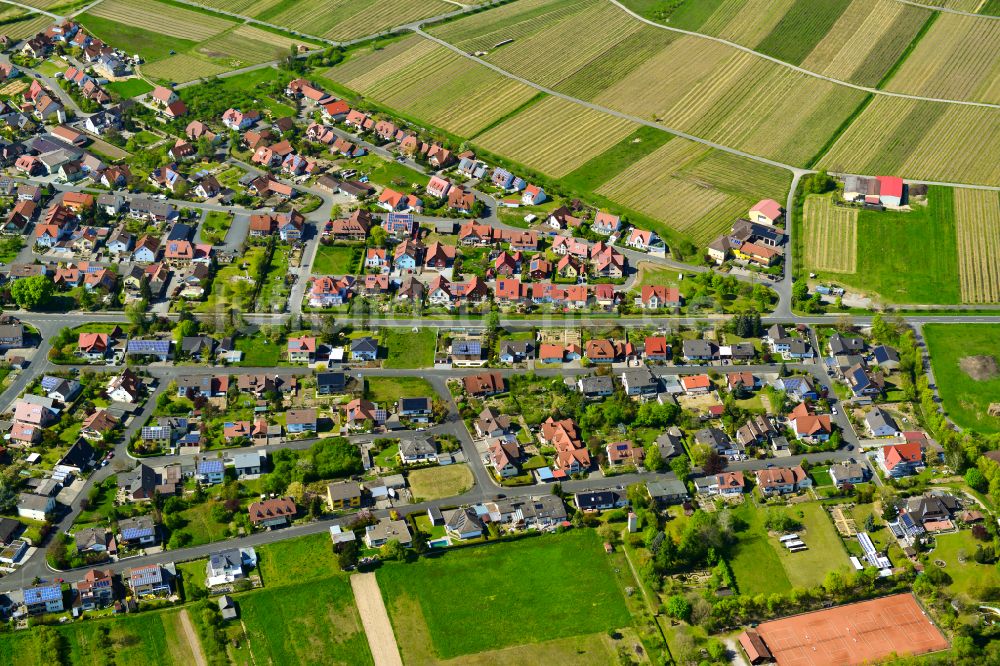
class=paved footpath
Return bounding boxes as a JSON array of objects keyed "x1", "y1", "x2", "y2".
[{"x1": 351, "y1": 573, "x2": 403, "y2": 666}]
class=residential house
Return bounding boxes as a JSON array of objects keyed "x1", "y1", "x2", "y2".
[
  {"x1": 788, "y1": 402, "x2": 832, "y2": 443},
  {"x1": 606, "y1": 440, "x2": 645, "y2": 468},
  {"x1": 682, "y1": 339, "x2": 717, "y2": 361},
  {"x1": 865, "y1": 407, "x2": 898, "y2": 438},
  {"x1": 462, "y1": 371, "x2": 505, "y2": 397},
  {"x1": 445, "y1": 508, "x2": 484, "y2": 540},
  {"x1": 127, "y1": 565, "x2": 172, "y2": 598},
  {"x1": 578, "y1": 374, "x2": 614, "y2": 399},
  {"x1": 205, "y1": 548, "x2": 256, "y2": 587},
  {"x1": 286, "y1": 409, "x2": 317, "y2": 434},
  {"x1": 488, "y1": 439, "x2": 521, "y2": 478},
  {"x1": 118, "y1": 515, "x2": 158, "y2": 547},
  {"x1": 77, "y1": 569, "x2": 115, "y2": 609},
  {"x1": 748, "y1": 199, "x2": 783, "y2": 225},
  {"x1": 364, "y1": 518, "x2": 412, "y2": 548},
  {"x1": 755, "y1": 465, "x2": 811, "y2": 496},
  {"x1": 23, "y1": 584, "x2": 64, "y2": 615},
  {"x1": 680, "y1": 374, "x2": 712, "y2": 394},
  {"x1": 327, "y1": 481, "x2": 362, "y2": 510},
  {"x1": 248, "y1": 497, "x2": 296, "y2": 529},
  {"x1": 621, "y1": 366, "x2": 658, "y2": 396},
  {"x1": 399, "y1": 438, "x2": 437, "y2": 465},
  {"x1": 287, "y1": 336, "x2": 316, "y2": 363},
  {"x1": 878, "y1": 442, "x2": 922, "y2": 478},
  {"x1": 573, "y1": 488, "x2": 627, "y2": 512},
  {"x1": 829, "y1": 462, "x2": 867, "y2": 487},
  {"x1": 351, "y1": 337, "x2": 378, "y2": 361}
]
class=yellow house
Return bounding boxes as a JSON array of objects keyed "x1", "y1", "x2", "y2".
[
  {"x1": 327, "y1": 481, "x2": 362, "y2": 510},
  {"x1": 556, "y1": 255, "x2": 581, "y2": 279}
]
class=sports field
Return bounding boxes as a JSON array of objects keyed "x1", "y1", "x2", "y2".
[
  {"x1": 800, "y1": 186, "x2": 960, "y2": 305},
  {"x1": 955, "y1": 188, "x2": 1000, "y2": 303},
  {"x1": 596, "y1": 138, "x2": 791, "y2": 246},
  {"x1": 802, "y1": 194, "x2": 858, "y2": 274},
  {"x1": 376, "y1": 530, "x2": 631, "y2": 660},
  {"x1": 754, "y1": 594, "x2": 948, "y2": 666},
  {"x1": 239, "y1": 576, "x2": 374, "y2": 666},
  {"x1": 817, "y1": 96, "x2": 1000, "y2": 186},
  {"x1": 255, "y1": 0, "x2": 454, "y2": 41},
  {"x1": 472, "y1": 96, "x2": 638, "y2": 178},
  {"x1": 885, "y1": 13, "x2": 1000, "y2": 104},
  {"x1": 323, "y1": 36, "x2": 538, "y2": 137},
  {"x1": 924, "y1": 323, "x2": 1000, "y2": 433}
]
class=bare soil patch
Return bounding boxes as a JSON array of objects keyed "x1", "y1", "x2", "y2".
[
  {"x1": 351, "y1": 572, "x2": 403, "y2": 666},
  {"x1": 959, "y1": 354, "x2": 999, "y2": 381}
]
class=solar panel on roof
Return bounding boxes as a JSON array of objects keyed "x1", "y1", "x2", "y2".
[
  {"x1": 121, "y1": 526, "x2": 153, "y2": 540},
  {"x1": 128, "y1": 340, "x2": 170, "y2": 354},
  {"x1": 25, "y1": 585, "x2": 61, "y2": 603}
]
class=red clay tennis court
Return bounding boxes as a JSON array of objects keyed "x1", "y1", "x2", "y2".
[{"x1": 748, "y1": 594, "x2": 948, "y2": 666}]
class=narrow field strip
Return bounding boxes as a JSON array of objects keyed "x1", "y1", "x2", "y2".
[
  {"x1": 802, "y1": 194, "x2": 858, "y2": 273},
  {"x1": 955, "y1": 188, "x2": 1000, "y2": 302},
  {"x1": 88, "y1": 0, "x2": 235, "y2": 40},
  {"x1": 351, "y1": 573, "x2": 403, "y2": 666}
]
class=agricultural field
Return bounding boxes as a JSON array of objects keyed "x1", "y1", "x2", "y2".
[
  {"x1": 78, "y1": 12, "x2": 198, "y2": 62},
  {"x1": 802, "y1": 194, "x2": 858, "y2": 273},
  {"x1": 955, "y1": 188, "x2": 1000, "y2": 303},
  {"x1": 85, "y1": 0, "x2": 235, "y2": 42},
  {"x1": 433, "y1": 0, "x2": 870, "y2": 165},
  {"x1": 429, "y1": 0, "x2": 592, "y2": 53},
  {"x1": 885, "y1": 13, "x2": 1000, "y2": 104},
  {"x1": 239, "y1": 575, "x2": 373, "y2": 665},
  {"x1": 185, "y1": 0, "x2": 283, "y2": 14},
  {"x1": 624, "y1": 0, "x2": 929, "y2": 85},
  {"x1": 407, "y1": 464, "x2": 474, "y2": 501},
  {"x1": 924, "y1": 324, "x2": 1000, "y2": 433},
  {"x1": 590, "y1": 39, "x2": 869, "y2": 166},
  {"x1": 323, "y1": 36, "x2": 538, "y2": 137},
  {"x1": 596, "y1": 138, "x2": 791, "y2": 246},
  {"x1": 255, "y1": 0, "x2": 454, "y2": 41},
  {"x1": 376, "y1": 530, "x2": 632, "y2": 660},
  {"x1": 193, "y1": 24, "x2": 305, "y2": 65},
  {"x1": 800, "y1": 186, "x2": 960, "y2": 305},
  {"x1": 0, "y1": 14, "x2": 50, "y2": 39},
  {"x1": 817, "y1": 96, "x2": 1000, "y2": 186},
  {"x1": 472, "y1": 96, "x2": 638, "y2": 178}
]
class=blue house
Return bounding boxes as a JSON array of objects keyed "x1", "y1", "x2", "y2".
[
  {"x1": 23, "y1": 584, "x2": 64, "y2": 614},
  {"x1": 197, "y1": 459, "x2": 225, "y2": 485},
  {"x1": 286, "y1": 408, "x2": 317, "y2": 434},
  {"x1": 351, "y1": 337, "x2": 378, "y2": 361}
]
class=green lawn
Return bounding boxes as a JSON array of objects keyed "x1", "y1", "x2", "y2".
[
  {"x1": 925, "y1": 324, "x2": 1000, "y2": 433},
  {"x1": 810, "y1": 468, "x2": 833, "y2": 486},
  {"x1": 365, "y1": 376, "x2": 435, "y2": 405},
  {"x1": 766, "y1": 502, "x2": 852, "y2": 589},
  {"x1": 374, "y1": 442, "x2": 399, "y2": 468},
  {"x1": 729, "y1": 503, "x2": 792, "y2": 596},
  {"x1": 930, "y1": 530, "x2": 1000, "y2": 600},
  {"x1": 377, "y1": 530, "x2": 631, "y2": 660},
  {"x1": 382, "y1": 328, "x2": 436, "y2": 369},
  {"x1": 176, "y1": 501, "x2": 230, "y2": 546},
  {"x1": 312, "y1": 243, "x2": 362, "y2": 275},
  {"x1": 238, "y1": 575, "x2": 372, "y2": 666},
  {"x1": 256, "y1": 532, "x2": 337, "y2": 588},
  {"x1": 235, "y1": 335, "x2": 282, "y2": 366},
  {"x1": 177, "y1": 558, "x2": 208, "y2": 592},
  {"x1": 803, "y1": 187, "x2": 960, "y2": 305},
  {"x1": 0, "y1": 236, "x2": 24, "y2": 263},
  {"x1": 104, "y1": 78, "x2": 154, "y2": 98},
  {"x1": 72, "y1": 322, "x2": 130, "y2": 334},
  {"x1": 407, "y1": 464, "x2": 474, "y2": 501},
  {"x1": 200, "y1": 211, "x2": 232, "y2": 244},
  {"x1": 350, "y1": 153, "x2": 429, "y2": 189}
]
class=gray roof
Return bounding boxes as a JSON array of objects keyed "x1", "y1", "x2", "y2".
[
  {"x1": 232, "y1": 450, "x2": 266, "y2": 469},
  {"x1": 865, "y1": 407, "x2": 897, "y2": 433},
  {"x1": 399, "y1": 438, "x2": 436, "y2": 457},
  {"x1": 695, "y1": 427, "x2": 730, "y2": 449},
  {"x1": 621, "y1": 366, "x2": 657, "y2": 388},
  {"x1": 327, "y1": 481, "x2": 361, "y2": 502},
  {"x1": 646, "y1": 478, "x2": 688, "y2": 498},
  {"x1": 682, "y1": 339, "x2": 716, "y2": 357},
  {"x1": 829, "y1": 333, "x2": 865, "y2": 355},
  {"x1": 578, "y1": 375, "x2": 614, "y2": 394}
]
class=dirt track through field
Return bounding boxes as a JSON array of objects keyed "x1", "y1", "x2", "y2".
[
  {"x1": 352, "y1": 572, "x2": 403, "y2": 666},
  {"x1": 179, "y1": 609, "x2": 208, "y2": 666}
]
